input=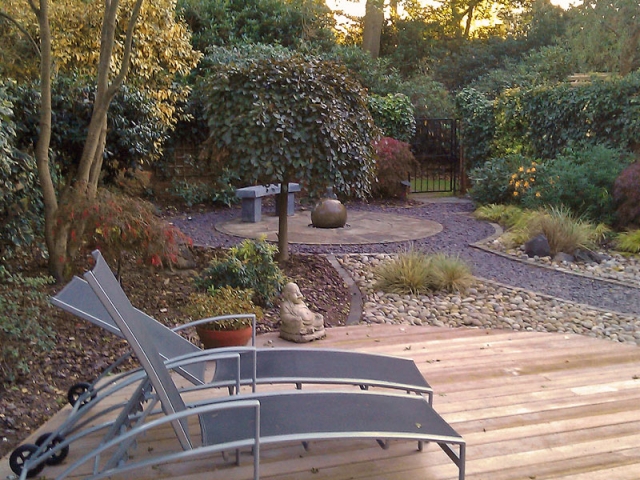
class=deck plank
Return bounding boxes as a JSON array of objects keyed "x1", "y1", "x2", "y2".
[{"x1": 2, "y1": 325, "x2": 640, "y2": 480}]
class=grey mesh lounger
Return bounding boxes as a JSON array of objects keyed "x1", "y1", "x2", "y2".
[
  {"x1": 51, "y1": 262, "x2": 434, "y2": 404},
  {"x1": 34, "y1": 252, "x2": 464, "y2": 480}
]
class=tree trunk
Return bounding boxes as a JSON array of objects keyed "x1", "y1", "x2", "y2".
[
  {"x1": 277, "y1": 180, "x2": 290, "y2": 263},
  {"x1": 362, "y1": 0, "x2": 384, "y2": 58}
]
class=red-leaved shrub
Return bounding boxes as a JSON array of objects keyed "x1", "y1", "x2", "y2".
[
  {"x1": 372, "y1": 137, "x2": 417, "y2": 198},
  {"x1": 613, "y1": 161, "x2": 640, "y2": 228},
  {"x1": 62, "y1": 189, "x2": 192, "y2": 269}
]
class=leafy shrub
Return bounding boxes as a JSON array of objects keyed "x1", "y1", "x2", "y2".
[
  {"x1": 371, "y1": 137, "x2": 417, "y2": 198},
  {"x1": 615, "y1": 230, "x2": 640, "y2": 254},
  {"x1": 367, "y1": 94, "x2": 416, "y2": 143},
  {"x1": 455, "y1": 88, "x2": 495, "y2": 170},
  {"x1": 397, "y1": 75, "x2": 455, "y2": 118},
  {"x1": 196, "y1": 237, "x2": 286, "y2": 307},
  {"x1": 468, "y1": 154, "x2": 533, "y2": 205},
  {"x1": 521, "y1": 146, "x2": 633, "y2": 224},
  {"x1": 60, "y1": 189, "x2": 192, "y2": 269},
  {"x1": 613, "y1": 161, "x2": 640, "y2": 228},
  {"x1": 0, "y1": 82, "x2": 42, "y2": 257},
  {"x1": 7, "y1": 75, "x2": 167, "y2": 183},
  {"x1": 183, "y1": 287, "x2": 263, "y2": 330},
  {"x1": 0, "y1": 266, "x2": 55, "y2": 383},
  {"x1": 374, "y1": 249, "x2": 473, "y2": 295},
  {"x1": 170, "y1": 169, "x2": 239, "y2": 207}
]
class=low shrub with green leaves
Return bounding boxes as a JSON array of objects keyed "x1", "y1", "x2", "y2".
[
  {"x1": 468, "y1": 154, "x2": 533, "y2": 205},
  {"x1": 615, "y1": 230, "x2": 640, "y2": 254},
  {"x1": 170, "y1": 169, "x2": 239, "y2": 208},
  {"x1": 183, "y1": 286, "x2": 263, "y2": 331},
  {"x1": 374, "y1": 249, "x2": 473, "y2": 295},
  {"x1": 520, "y1": 146, "x2": 633, "y2": 224},
  {"x1": 196, "y1": 237, "x2": 287, "y2": 307},
  {"x1": 0, "y1": 266, "x2": 55, "y2": 383}
]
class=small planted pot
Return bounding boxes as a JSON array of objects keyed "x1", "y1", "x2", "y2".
[{"x1": 195, "y1": 325, "x2": 253, "y2": 349}]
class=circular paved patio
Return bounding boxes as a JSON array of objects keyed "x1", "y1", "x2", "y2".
[{"x1": 216, "y1": 210, "x2": 442, "y2": 245}]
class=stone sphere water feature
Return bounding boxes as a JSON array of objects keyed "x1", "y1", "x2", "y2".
[{"x1": 311, "y1": 198, "x2": 347, "y2": 228}]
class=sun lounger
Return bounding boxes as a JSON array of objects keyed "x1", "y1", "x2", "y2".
[{"x1": 48, "y1": 251, "x2": 465, "y2": 480}]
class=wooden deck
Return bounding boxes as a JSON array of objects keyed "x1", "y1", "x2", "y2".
[{"x1": 3, "y1": 324, "x2": 640, "y2": 480}]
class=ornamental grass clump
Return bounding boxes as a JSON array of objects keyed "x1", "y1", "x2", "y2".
[
  {"x1": 427, "y1": 253, "x2": 474, "y2": 292},
  {"x1": 528, "y1": 205, "x2": 598, "y2": 255},
  {"x1": 374, "y1": 249, "x2": 474, "y2": 295},
  {"x1": 615, "y1": 230, "x2": 640, "y2": 254}
]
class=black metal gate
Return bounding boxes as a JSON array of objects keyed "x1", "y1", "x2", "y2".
[{"x1": 410, "y1": 118, "x2": 461, "y2": 193}]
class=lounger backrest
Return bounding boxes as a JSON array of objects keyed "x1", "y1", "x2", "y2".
[
  {"x1": 84, "y1": 251, "x2": 193, "y2": 450},
  {"x1": 52, "y1": 276, "x2": 206, "y2": 386}
]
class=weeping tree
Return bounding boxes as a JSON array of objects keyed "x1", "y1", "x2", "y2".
[{"x1": 200, "y1": 46, "x2": 379, "y2": 262}]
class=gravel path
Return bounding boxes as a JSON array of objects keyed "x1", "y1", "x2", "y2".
[{"x1": 171, "y1": 201, "x2": 640, "y2": 316}]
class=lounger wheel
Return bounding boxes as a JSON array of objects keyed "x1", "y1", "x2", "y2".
[
  {"x1": 35, "y1": 432, "x2": 69, "y2": 465},
  {"x1": 9, "y1": 444, "x2": 45, "y2": 478},
  {"x1": 67, "y1": 381, "x2": 95, "y2": 407}
]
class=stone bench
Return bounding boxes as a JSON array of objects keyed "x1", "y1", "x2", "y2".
[{"x1": 236, "y1": 183, "x2": 301, "y2": 223}]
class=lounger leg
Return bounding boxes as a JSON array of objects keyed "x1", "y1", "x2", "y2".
[
  {"x1": 302, "y1": 441, "x2": 310, "y2": 451},
  {"x1": 359, "y1": 385, "x2": 369, "y2": 391},
  {"x1": 418, "y1": 441, "x2": 424, "y2": 451},
  {"x1": 376, "y1": 439, "x2": 390, "y2": 450}
]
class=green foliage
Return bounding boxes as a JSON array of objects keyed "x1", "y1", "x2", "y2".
[
  {"x1": 455, "y1": 88, "x2": 495, "y2": 169},
  {"x1": 62, "y1": 189, "x2": 192, "y2": 269},
  {"x1": 371, "y1": 137, "x2": 417, "y2": 198},
  {"x1": 183, "y1": 286, "x2": 262, "y2": 330},
  {"x1": 196, "y1": 237, "x2": 286, "y2": 307},
  {"x1": 496, "y1": 73, "x2": 640, "y2": 160},
  {"x1": 615, "y1": 230, "x2": 640, "y2": 254},
  {"x1": 396, "y1": 75, "x2": 455, "y2": 118},
  {"x1": 199, "y1": 47, "x2": 379, "y2": 199},
  {"x1": 468, "y1": 154, "x2": 533, "y2": 205},
  {"x1": 473, "y1": 204, "x2": 526, "y2": 228},
  {"x1": 613, "y1": 161, "x2": 640, "y2": 228},
  {"x1": 0, "y1": 266, "x2": 55, "y2": 383},
  {"x1": 367, "y1": 94, "x2": 416, "y2": 143},
  {"x1": 170, "y1": 169, "x2": 240, "y2": 208},
  {"x1": 178, "y1": 0, "x2": 336, "y2": 53},
  {"x1": 374, "y1": 249, "x2": 473, "y2": 295},
  {"x1": 0, "y1": 82, "x2": 42, "y2": 257},
  {"x1": 322, "y1": 46, "x2": 402, "y2": 96},
  {"x1": 6, "y1": 75, "x2": 168, "y2": 183},
  {"x1": 520, "y1": 146, "x2": 633, "y2": 224}
]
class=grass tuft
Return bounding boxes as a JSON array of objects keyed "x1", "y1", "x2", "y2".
[
  {"x1": 615, "y1": 229, "x2": 640, "y2": 254},
  {"x1": 374, "y1": 249, "x2": 474, "y2": 295}
]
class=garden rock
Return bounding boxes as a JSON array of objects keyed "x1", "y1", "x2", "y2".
[
  {"x1": 574, "y1": 248, "x2": 603, "y2": 264},
  {"x1": 553, "y1": 252, "x2": 574, "y2": 264},
  {"x1": 524, "y1": 234, "x2": 551, "y2": 258}
]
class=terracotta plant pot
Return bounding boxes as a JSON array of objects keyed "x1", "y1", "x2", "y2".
[{"x1": 195, "y1": 325, "x2": 253, "y2": 349}]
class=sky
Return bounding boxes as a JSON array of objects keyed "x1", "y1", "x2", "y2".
[{"x1": 326, "y1": 0, "x2": 581, "y2": 17}]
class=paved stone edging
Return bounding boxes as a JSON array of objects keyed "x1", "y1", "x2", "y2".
[{"x1": 325, "y1": 253, "x2": 362, "y2": 326}]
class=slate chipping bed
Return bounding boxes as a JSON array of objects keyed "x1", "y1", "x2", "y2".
[{"x1": 171, "y1": 201, "x2": 640, "y2": 317}]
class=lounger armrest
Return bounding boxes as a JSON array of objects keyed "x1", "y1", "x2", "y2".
[
  {"x1": 172, "y1": 314, "x2": 257, "y2": 347},
  {"x1": 164, "y1": 351, "x2": 246, "y2": 394}
]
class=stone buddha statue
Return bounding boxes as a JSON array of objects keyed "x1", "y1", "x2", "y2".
[{"x1": 279, "y1": 282, "x2": 326, "y2": 343}]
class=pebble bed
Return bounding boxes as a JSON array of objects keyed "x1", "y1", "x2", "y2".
[
  {"x1": 483, "y1": 237, "x2": 640, "y2": 289},
  {"x1": 339, "y1": 253, "x2": 640, "y2": 347}
]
